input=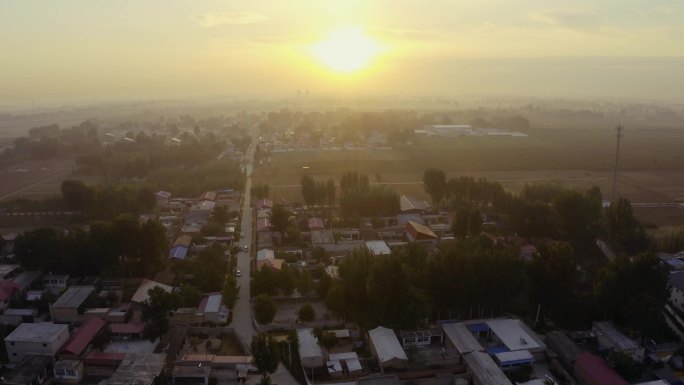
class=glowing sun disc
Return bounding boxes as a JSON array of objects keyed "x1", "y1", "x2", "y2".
[{"x1": 312, "y1": 27, "x2": 382, "y2": 73}]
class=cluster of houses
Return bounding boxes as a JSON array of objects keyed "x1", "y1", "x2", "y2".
[
  {"x1": 156, "y1": 189, "x2": 242, "y2": 260},
  {"x1": 258, "y1": 130, "x2": 392, "y2": 154},
  {"x1": 0, "y1": 270, "x2": 173, "y2": 385},
  {"x1": 293, "y1": 317, "x2": 681, "y2": 385},
  {"x1": 0, "y1": 255, "x2": 238, "y2": 385},
  {"x1": 254, "y1": 195, "x2": 450, "y2": 274},
  {"x1": 413, "y1": 125, "x2": 528, "y2": 139}
]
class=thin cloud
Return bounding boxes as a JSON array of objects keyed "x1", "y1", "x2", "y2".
[
  {"x1": 529, "y1": 11, "x2": 600, "y2": 30},
  {"x1": 195, "y1": 11, "x2": 267, "y2": 28}
]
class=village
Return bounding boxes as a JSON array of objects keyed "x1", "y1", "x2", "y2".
[{"x1": 0, "y1": 120, "x2": 681, "y2": 385}]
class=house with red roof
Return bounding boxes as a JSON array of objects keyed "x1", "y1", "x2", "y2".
[
  {"x1": 308, "y1": 218, "x2": 326, "y2": 231},
  {"x1": 256, "y1": 199, "x2": 273, "y2": 210},
  {"x1": 109, "y1": 322, "x2": 144, "y2": 340},
  {"x1": 0, "y1": 281, "x2": 21, "y2": 311},
  {"x1": 58, "y1": 317, "x2": 107, "y2": 360},
  {"x1": 257, "y1": 218, "x2": 272, "y2": 233},
  {"x1": 574, "y1": 352, "x2": 628, "y2": 385},
  {"x1": 405, "y1": 221, "x2": 439, "y2": 243}
]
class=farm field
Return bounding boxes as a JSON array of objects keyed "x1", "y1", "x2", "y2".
[
  {"x1": 253, "y1": 128, "x2": 684, "y2": 228},
  {"x1": 0, "y1": 158, "x2": 101, "y2": 202}
]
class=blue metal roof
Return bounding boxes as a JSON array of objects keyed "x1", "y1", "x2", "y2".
[
  {"x1": 468, "y1": 323, "x2": 489, "y2": 333},
  {"x1": 487, "y1": 346, "x2": 509, "y2": 354},
  {"x1": 169, "y1": 245, "x2": 188, "y2": 260}
]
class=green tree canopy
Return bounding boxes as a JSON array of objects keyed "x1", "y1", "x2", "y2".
[
  {"x1": 254, "y1": 294, "x2": 277, "y2": 325},
  {"x1": 141, "y1": 286, "x2": 180, "y2": 341},
  {"x1": 251, "y1": 333, "x2": 279, "y2": 374},
  {"x1": 298, "y1": 303, "x2": 315, "y2": 322}
]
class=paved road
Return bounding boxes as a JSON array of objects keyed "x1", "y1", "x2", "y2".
[{"x1": 229, "y1": 129, "x2": 301, "y2": 385}]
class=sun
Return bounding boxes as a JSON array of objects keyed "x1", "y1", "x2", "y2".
[{"x1": 311, "y1": 27, "x2": 382, "y2": 74}]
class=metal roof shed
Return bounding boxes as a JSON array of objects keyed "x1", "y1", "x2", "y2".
[
  {"x1": 368, "y1": 326, "x2": 408, "y2": 370},
  {"x1": 297, "y1": 328, "x2": 324, "y2": 368}
]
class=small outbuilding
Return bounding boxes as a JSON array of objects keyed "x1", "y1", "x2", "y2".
[
  {"x1": 297, "y1": 328, "x2": 324, "y2": 369},
  {"x1": 368, "y1": 326, "x2": 408, "y2": 371}
]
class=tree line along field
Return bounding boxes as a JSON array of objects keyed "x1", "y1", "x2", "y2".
[{"x1": 252, "y1": 128, "x2": 684, "y2": 228}]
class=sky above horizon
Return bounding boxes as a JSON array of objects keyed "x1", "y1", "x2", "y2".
[{"x1": 2, "y1": 0, "x2": 684, "y2": 105}]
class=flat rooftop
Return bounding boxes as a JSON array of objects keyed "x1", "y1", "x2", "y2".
[
  {"x1": 311, "y1": 229, "x2": 335, "y2": 244},
  {"x1": 0, "y1": 264, "x2": 20, "y2": 277},
  {"x1": 5, "y1": 322, "x2": 68, "y2": 343},
  {"x1": 593, "y1": 321, "x2": 640, "y2": 350},
  {"x1": 366, "y1": 240, "x2": 391, "y2": 256},
  {"x1": 297, "y1": 328, "x2": 323, "y2": 360},
  {"x1": 442, "y1": 323, "x2": 484, "y2": 354},
  {"x1": 52, "y1": 286, "x2": 95, "y2": 308},
  {"x1": 99, "y1": 353, "x2": 166, "y2": 385},
  {"x1": 486, "y1": 319, "x2": 544, "y2": 351},
  {"x1": 463, "y1": 351, "x2": 513, "y2": 385}
]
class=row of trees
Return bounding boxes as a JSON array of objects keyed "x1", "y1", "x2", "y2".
[
  {"x1": 424, "y1": 168, "x2": 651, "y2": 254},
  {"x1": 251, "y1": 265, "x2": 313, "y2": 298},
  {"x1": 14, "y1": 214, "x2": 167, "y2": 277},
  {"x1": 300, "y1": 176, "x2": 335, "y2": 207},
  {"x1": 322, "y1": 238, "x2": 669, "y2": 338},
  {"x1": 338, "y1": 172, "x2": 400, "y2": 217},
  {"x1": 171, "y1": 243, "x2": 229, "y2": 293},
  {"x1": 61, "y1": 179, "x2": 155, "y2": 219}
]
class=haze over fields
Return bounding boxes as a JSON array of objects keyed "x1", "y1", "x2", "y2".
[{"x1": 2, "y1": 0, "x2": 684, "y2": 106}]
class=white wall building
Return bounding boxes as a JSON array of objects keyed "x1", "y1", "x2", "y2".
[{"x1": 5, "y1": 322, "x2": 70, "y2": 362}]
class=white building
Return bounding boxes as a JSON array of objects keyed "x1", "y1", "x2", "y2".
[
  {"x1": 368, "y1": 326, "x2": 408, "y2": 371},
  {"x1": 365, "y1": 241, "x2": 391, "y2": 256},
  {"x1": 5, "y1": 322, "x2": 70, "y2": 362},
  {"x1": 669, "y1": 271, "x2": 684, "y2": 313},
  {"x1": 297, "y1": 328, "x2": 324, "y2": 368},
  {"x1": 199, "y1": 293, "x2": 228, "y2": 323}
]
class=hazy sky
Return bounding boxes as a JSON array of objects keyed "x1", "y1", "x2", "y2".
[{"x1": 2, "y1": 0, "x2": 684, "y2": 105}]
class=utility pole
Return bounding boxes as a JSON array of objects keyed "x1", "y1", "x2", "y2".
[{"x1": 611, "y1": 124, "x2": 623, "y2": 203}]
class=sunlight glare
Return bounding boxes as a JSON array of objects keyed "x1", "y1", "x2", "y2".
[{"x1": 311, "y1": 27, "x2": 383, "y2": 74}]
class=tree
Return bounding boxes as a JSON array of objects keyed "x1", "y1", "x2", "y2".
[
  {"x1": 609, "y1": 351, "x2": 641, "y2": 381},
  {"x1": 138, "y1": 219, "x2": 168, "y2": 277},
  {"x1": 301, "y1": 176, "x2": 316, "y2": 206},
  {"x1": 606, "y1": 198, "x2": 650, "y2": 254},
  {"x1": 193, "y1": 246, "x2": 226, "y2": 292},
  {"x1": 223, "y1": 275, "x2": 239, "y2": 308},
  {"x1": 252, "y1": 267, "x2": 278, "y2": 297},
  {"x1": 594, "y1": 253, "x2": 668, "y2": 341},
  {"x1": 251, "y1": 333, "x2": 279, "y2": 373},
  {"x1": 211, "y1": 206, "x2": 231, "y2": 225},
  {"x1": 423, "y1": 168, "x2": 447, "y2": 204},
  {"x1": 251, "y1": 183, "x2": 270, "y2": 199},
  {"x1": 317, "y1": 271, "x2": 333, "y2": 298},
  {"x1": 319, "y1": 331, "x2": 337, "y2": 351},
  {"x1": 61, "y1": 179, "x2": 95, "y2": 211},
  {"x1": 452, "y1": 207, "x2": 482, "y2": 238},
  {"x1": 270, "y1": 204, "x2": 291, "y2": 233},
  {"x1": 276, "y1": 267, "x2": 296, "y2": 296},
  {"x1": 14, "y1": 227, "x2": 62, "y2": 271},
  {"x1": 326, "y1": 178, "x2": 336, "y2": 207},
  {"x1": 141, "y1": 287, "x2": 180, "y2": 341},
  {"x1": 553, "y1": 187, "x2": 603, "y2": 251},
  {"x1": 298, "y1": 303, "x2": 315, "y2": 322},
  {"x1": 201, "y1": 222, "x2": 225, "y2": 236},
  {"x1": 285, "y1": 225, "x2": 302, "y2": 245},
  {"x1": 528, "y1": 242, "x2": 580, "y2": 327},
  {"x1": 254, "y1": 294, "x2": 277, "y2": 324},
  {"x1": 297, "y1": 270, "x2": 313, "y2": 295},
  {"x1": 259, "y1": 374, "x2": 272, "y2": 385},
  {"x1": 177, "y1": 285, "x2": 202, "y2": 307}
]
